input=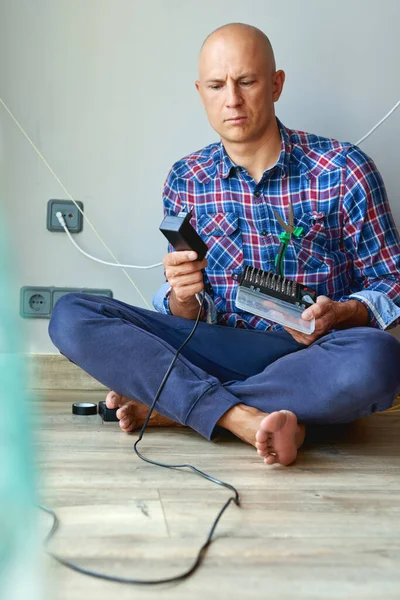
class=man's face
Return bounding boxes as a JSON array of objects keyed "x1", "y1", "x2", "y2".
[{"x1": 196, "y1": 34, "x2": 284, "y2": 146}]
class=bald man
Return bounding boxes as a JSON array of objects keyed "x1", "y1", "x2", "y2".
[{"x1": 49, "y1": 23, "x2": 400, "y2": 466}]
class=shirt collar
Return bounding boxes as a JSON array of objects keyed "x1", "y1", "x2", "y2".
[
  {"x1": 218, "y1": 144, "x2": 237, "y2": 178},
  {"x1": 275, "y1": 118, "x2": 291, "y2": 178},
  {"x1": 217, "y1": 117, "x2": 292, "y2": 179}
]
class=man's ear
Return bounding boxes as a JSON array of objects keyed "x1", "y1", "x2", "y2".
[
  {"x1": 195, "y1": 80, "x2": 205, "y2": 108},
  {"x1": 272, "y1": 70, "x2": 285, "y2": 102}
]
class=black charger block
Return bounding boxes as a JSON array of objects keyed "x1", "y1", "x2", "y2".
[{"x1": 159, "y1": 212, "x2": 208, "y2": 260}]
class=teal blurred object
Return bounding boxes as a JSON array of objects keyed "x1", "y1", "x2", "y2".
[{"x1": 0, "y1": 203, "x2": 44, "y2": 598}]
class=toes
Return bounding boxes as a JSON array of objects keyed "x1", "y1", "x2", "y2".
[
  {"x1": 255, "y1": 428, "x2": 268, "y2": 443},
  {"x1": 116, "y1": 406, "x2": 129, "y2": 420},
  {"x1": 116, "y1": 401, "x2": 142, "y2": 432},
  {"x1": 260, "y1": 411, "x2": 287, "y2": 434},
  {"x1": 256, "y1": 441, "x2": 268, "y2": 457},
  {"x1": 256, "y1": 410, "x2": 299, "y2": 467},
  {"x1": 119, "y1": 419, "x2": 129, "y2": 432},
  {"x1": 119, "y1": 418, "x2": 135, "y2": 433},
  {"x1": 106, "y1": 391, "x2": 121, "y2": 409}
]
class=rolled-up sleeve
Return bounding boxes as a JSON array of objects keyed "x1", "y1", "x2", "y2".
[{"x1": 340, "y1": 147, "x2": 400, "y2": 329}]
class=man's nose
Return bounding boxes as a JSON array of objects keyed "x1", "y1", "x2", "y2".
[{"x1": 225, "y1": 83, "x2": 243, "y2": 108}]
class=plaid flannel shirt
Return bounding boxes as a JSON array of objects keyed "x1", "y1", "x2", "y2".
[{"x1": 153, "y1": 119, "x2": 400, "y2": 331}]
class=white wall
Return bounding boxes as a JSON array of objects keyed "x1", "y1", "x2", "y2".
[{"x1": 1, "y1": 0, "x2": 399, "y2": 353}]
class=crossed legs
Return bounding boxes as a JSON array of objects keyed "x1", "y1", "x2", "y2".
[{"x1": 49, "y1": 293, "x2": 400, "y2": 466}]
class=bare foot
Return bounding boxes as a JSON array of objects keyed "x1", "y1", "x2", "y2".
[
  {"x1": 255, "y1": 410, "x2": 304, "y2": 466},
  {"x1": 105, "y1": 391, "x2": 181, "y2": 433},
  {"x1": 218, "y1": 405, "x2": 305, "y2": 466}
]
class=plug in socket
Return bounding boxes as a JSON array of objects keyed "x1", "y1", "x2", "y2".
[{"x1": 47, "y1": 199, "x2": 84, "y2": 233}]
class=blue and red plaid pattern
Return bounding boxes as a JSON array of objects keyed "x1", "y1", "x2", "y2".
[{"x1": 161, "y1": 119, "x2": 400, "y2": 330}]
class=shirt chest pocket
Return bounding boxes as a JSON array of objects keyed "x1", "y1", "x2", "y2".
[
  {"x1": 291, "y1": 211, "x2": 332, "y2": 272},
  {"x1": 198, "y1": 212, "x2": 244, "y2": 272}
]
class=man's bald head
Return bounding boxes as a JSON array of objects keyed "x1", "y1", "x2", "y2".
[
  {"x1": 199, "y1": 23, "x2": 276, "y2": 76},
  {"x1": 195, "y1": 22, "x2": 285, "y2": 150}
]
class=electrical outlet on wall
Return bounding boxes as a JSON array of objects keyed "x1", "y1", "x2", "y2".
[
  {"x1": 47, "y1": 199, "x2": 84, "y2": 233},
  {"x1": 20, "y1": 287, "x2": 52, "y2": 318},
  {"x1": 20, "y1": 287, "x2": 113, "y2": 318},
  {"x1": 52, "y1": 288, "x2": 113, "y2": 308}
]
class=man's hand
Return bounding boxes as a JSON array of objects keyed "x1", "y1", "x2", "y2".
[
  {"x1": 163, "y1": 250, "x2": 208, "y2": 319},
  {"x1": 284, "y1": 296, "x2": 370, "y2": 345}
]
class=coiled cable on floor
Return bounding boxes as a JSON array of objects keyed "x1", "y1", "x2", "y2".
[{"x1": 38, "y1": 291, "x2": 240, "y2": 584}]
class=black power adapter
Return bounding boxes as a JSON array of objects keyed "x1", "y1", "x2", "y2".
[{"x1": 159, "y1": 211, "x2": 208, "y2": 260}]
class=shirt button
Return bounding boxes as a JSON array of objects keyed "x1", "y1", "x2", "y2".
[
  {"x1": 261, "y1": 230, "x2": 268, "y2": 236},
  {"x1": 254, "y1": 191, "x2": 261, "y2": 198}
]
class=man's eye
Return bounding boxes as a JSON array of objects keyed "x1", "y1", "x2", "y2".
[
  {"x1": 241, "y1": 81, "x2": 254, "y2": 86},
  {"x1": 210, "y1": 85, "x2": 222, "y2": 90}
]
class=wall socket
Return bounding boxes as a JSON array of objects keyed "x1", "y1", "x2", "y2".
[
  {"x1": 20, "y1": 287, "x2": 52, "y2": 318},
  {"x1": 20, "y1": 287, "x2": 113, "y2": 318},
  {"x1": 47, "y1": 199, "x2": 84, "y2": 233}
]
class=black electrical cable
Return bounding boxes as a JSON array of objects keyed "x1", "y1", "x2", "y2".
[{"x1": 38, "y1": 290, "x2": 240, "y2": 584}]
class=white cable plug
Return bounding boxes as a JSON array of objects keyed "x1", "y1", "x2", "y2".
[{"x1": 56, "y1": 212, "x2": 163, "y2": 270}]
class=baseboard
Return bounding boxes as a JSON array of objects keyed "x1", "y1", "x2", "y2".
[
  {"x1": 24, "y1": 354, "x2": 400, "y2": 405},
  {"x1": 25, "y1": 354, "x2": 107, "y2": 390}
]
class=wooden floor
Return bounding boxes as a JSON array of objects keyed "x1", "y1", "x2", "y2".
[{"x1": 34, "y1": 391, "x2": 400, "y2": 600}]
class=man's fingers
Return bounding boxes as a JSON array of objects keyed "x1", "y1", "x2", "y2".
[
  {"x1": 169, "y1": 272, "x2": 204, "y2": 289},
  {"x1": 163, "y1": 250, "x2": 207, "y2": 306},
  {"x1": 302, "y1": 304, "x2": 322, "y2": 321},
  {"x1": 285, "y1": 297, "x2": 339, "y2": 345},
  {"x1": 302, "y1": 295, "x2": 331, "y2": 320},
  {"x1": 284, "y1": 326, "x2": 316, "y2": 346},
  {"x1": 316, "y1": 295, "x2": 331, "y2": 306},
  {"x1": 164, "y1": 253, "x2": 207, "y2": 278},
  {"x1": 172, "y1": 282, "x2": 205, "y2": 303},
  {"x1": 166, "y1": 261, "x2": 207, "y2": 280},
  {"x1": 163, "y1": 250, "x2": 198, "y2": 267}
]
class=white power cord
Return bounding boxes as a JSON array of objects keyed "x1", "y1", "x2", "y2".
[
  {"x1": 0, "y1": 96, "x2": 152, "y2": 307},
  {"x1": 355, "y1": 100, "x2": 400, "y2": 145},
  {"x1": 56, "y1": 99, "x2": 400, "y2": 270},
  {"x1": 56, "y1": 212, "x2": 162, "y2": 270},
  {"x1": 1, "y1": 95, "x2": 399, "y2": 279},
  {"x1": 57, "y1": 211, "x2": 213, "y2": 319}
]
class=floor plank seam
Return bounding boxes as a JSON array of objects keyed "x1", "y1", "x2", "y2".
[{"x1": 158, "y1": 489, "x2": 171, "y2": 538}]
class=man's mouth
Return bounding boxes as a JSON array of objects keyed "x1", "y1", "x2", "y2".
[
  {"x1": 226, "y1": 116, "x2": 247, "y2": 122},
  {"x1": 225, "y1": 116, "x2": 247, "y2": 125}
]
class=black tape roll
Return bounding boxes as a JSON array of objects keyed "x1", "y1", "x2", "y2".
[{"x1": 72, "y1": 402, "x2": 97, "y2": 416}]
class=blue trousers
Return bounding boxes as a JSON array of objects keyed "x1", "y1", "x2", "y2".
[{"x1": 48, "y1": 293, "x2": 400, "y2": 440}]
